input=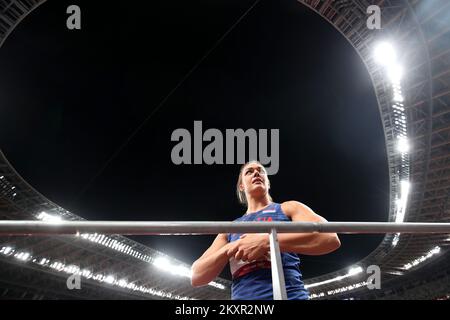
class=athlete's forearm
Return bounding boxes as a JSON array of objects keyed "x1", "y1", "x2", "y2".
[
  {"x1": 276, "y1": 232, "x2": 341, "y2": 255},
  {"x1": 191, "y1": 243, "x2": 232, "y2": 287}
]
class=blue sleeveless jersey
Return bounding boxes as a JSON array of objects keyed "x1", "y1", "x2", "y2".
[{"x1": 227, "y1": 202, "x2": 310, "y2": 300}]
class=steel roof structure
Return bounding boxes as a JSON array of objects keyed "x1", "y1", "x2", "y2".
[
  {"x1": 297, "y1": 0, "x2": 450, "y2": 299},
  {"x1": 1, "y1": 0, "x2": 449, "y2": 299}
]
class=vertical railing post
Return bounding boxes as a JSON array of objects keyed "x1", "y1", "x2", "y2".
[{"x1": 269, "y1": 228, "x2": 287, "y2": 300}]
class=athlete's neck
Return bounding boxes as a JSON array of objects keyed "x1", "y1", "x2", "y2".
[{"x1": 246, "y1": 196, "x2": 271, "y2": 214}]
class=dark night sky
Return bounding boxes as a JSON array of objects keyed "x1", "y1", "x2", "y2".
[{"x1": 0, "y1": 0, "x2": 388, "y2": 280}]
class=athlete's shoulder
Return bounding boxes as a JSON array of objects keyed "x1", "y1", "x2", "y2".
[{"x1": 280, "y1": 201, "x2": 315, "y2": 218}]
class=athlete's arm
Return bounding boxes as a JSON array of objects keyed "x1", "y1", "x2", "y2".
[
  {"x1": 191, "y1": 233, "x2": 240, "y2": 287},
  {"x1": 276, "y1": 200, "x2": 341, "y2": 255},
  {"x1": 234, "y1": 201, "x2": 340, "y2": 260}
]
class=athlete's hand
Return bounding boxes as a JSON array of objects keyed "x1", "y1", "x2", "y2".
[
  {"x1": 225, "y1": 240, "x2": 241, "y2": 259},
  {"x1": 230, "y1": 233, "x2": 270, "y2": 262}
]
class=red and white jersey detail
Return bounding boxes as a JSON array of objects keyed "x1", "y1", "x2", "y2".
[{"x1": 229, "y1": 258, "x2": 271, "y2": 279}]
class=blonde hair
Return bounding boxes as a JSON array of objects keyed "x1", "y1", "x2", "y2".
[{"x1": 236, "y1": 160, "x2": 273, "y2": 206}]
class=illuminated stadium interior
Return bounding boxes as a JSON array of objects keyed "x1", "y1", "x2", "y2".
[{"x1": 0, "y1": 0, "x2": 449, "y2": 300}]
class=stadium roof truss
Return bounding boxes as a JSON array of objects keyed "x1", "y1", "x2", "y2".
[{"x1": 0, "y1": 0, "x2": 449, "y2": 299}]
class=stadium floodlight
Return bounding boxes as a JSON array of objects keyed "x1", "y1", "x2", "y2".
[
  {"x1": 118, "y1": 279, "x2": 128, "y2": 287},
  {"x1": 347, "y1": 266, "x2": 363, "y2": 276},
  {"x1": 394, "y1": 180, "x2": 411, "y2": 223},
  {"x1": 37, "y1": 211, "x2": 63, "y2": 223},
  {"x1": 305, "y1": 266, "x2": 364, "y2": 289},
  {"x1": 0, "y1": 245, "x2": 194, "y2": 299},
  {"x1": 397, "y1": 137, "x2": 410, "y2": 153},
  {"x1": 387, "y1": 64, "x2": 403, "y2": 84},
  {"x1": 430, "y1": 246, "x2": 440, "y2": 254},
  {"x1": 14, "y1": 251, "x2": 30, "y2": 261},
  {"x1": 404, "y1": 246, "x2": 441, "y2": 270},
  {"x1": 93, "y1": 274, "x2": 104, "y2": 282},
  {"x1": 1, "y1": 246, "x2": 13, "y2": 255},
  {"x1": 401, "y1": 180, "x2": 410, "y2": 196},
  {"x1": 153, "y1": 257, "x2": 171, "y2": 270},
  {"x1": 374, "y1": 42, "x2": 397, "y2": 67},
  {"x1": 81, "y1": 269, "x2": 92, "y2": 279},
  {"x1": 104, "y1": 275, "x2": 115, "y2": 284},
  {"x1": 393, "y1": 91, "x2": 404, "y2": 103},
  {"x1": 64, "y1": 265, "x2": 80, "y2": 274},
  {"x1": 171, "y1": 265, "x2": 191, "y2": 278},
  {"x1": 209, "y1": 282, "x2": 225, "y2": 290},
  {"x1": 50, "y1": 261, "x2": 64, "y2": 271},
  {"x1": 326, "y1": 281, "x2": 367, "y2": 296},
  {"x1": 392, "y1": 233, "x2": 400, "y2": 247},
  {"x1": 153, "y1": 256, "x2": 195, "y2": 279},
  {"x1": 310, "y1": 292, "x2": 325, "y2": 299}
]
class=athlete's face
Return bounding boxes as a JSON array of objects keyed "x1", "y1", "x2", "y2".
[{"x1": 240, "y1": 163, "x2": 270, "y2": 198}]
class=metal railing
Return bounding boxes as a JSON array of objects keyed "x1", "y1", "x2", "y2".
[{"x1": 1, "y1": 220, "x2": 450, "y2": 299}]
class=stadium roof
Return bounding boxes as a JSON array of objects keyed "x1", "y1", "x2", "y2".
[{"x1": 0, "y1": 0, "x2": 449, "y2": 299}]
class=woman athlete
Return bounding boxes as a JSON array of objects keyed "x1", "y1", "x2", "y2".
[{"x1": 191, "y1": 160, "x2": 341, "y2": 300}]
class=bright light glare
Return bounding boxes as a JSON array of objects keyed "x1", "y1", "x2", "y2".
[
  {"x1": 392, "y1": 233, "x2": 400, "y2": 247},
  {"x1": 171, "y1": 265, "x2": 191, "y2": 277},
  {"x1": 1, "y1": 246, "x2": 13, "y2": 255},
  {"x1": 37, "y1": 211, "x2": 63, "y2": 223},
  {"x1": 305, "y1": 265, "x2": 364, "y2": 289},
  {"x1": 387, "y1": 64, "x2": 403, "y2": 84},
  {"x1": 153, "y1": 257, "x2": 171, "y2": 270},
  {"x1": 153, "y1": 257, "x2": 191, "y2": 277},
  {"x1": 401, "y1": 180, "x2": 410, "y2": 195},
  {"x1": 404, "y1": 246, "x2": 441, "y2": 270},
  {"x1": 393, "y1": 92, "x2": 404, "y2": 102},
  {"x1": 118, "y1": 279, "x2": 128, "y2": 287},
  {"x1": 81, "y1": 269, "x2": 92, "y2": 278},
  {"x1": 209, "y1": 282, "x2": 225, "y2": 290},
  {"x1": 397, "y1": 137, "x2": 410, "y2": 153},
  {"x1": 0, "y1": 245, "x2": 200, "y2": 299},
  {"x1": 394, "y1": 180, "x2": 410, "y2": 223},
  {"x1": 347, "y1": 266, "x2": 363, "y2": 276},
  {"x1": 374, "y1": 42, "x2": 397, "y2": 66},
  {"x1": 104, "y1": 275, "x2": 115, "y2": 284},
  {"x1": 14, "y1": 251, "x2": 30, "y2": 261}
]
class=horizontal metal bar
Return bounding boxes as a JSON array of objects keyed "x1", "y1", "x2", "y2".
[{"x1": 0, "y1": 221, "x2": 449, "y2": 236}]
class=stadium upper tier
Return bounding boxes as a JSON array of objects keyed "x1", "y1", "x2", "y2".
[{"x1": 0, "y1": 0, "x2": 449, "y2": 299}]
